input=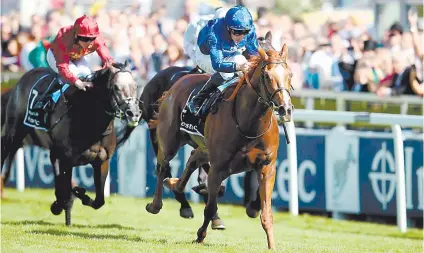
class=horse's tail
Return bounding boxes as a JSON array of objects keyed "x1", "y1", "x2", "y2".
[
  {"x1": 147, "y1": 91, "x2": 168, "y2": 129},
  {"x1": 1, "y1": 89, "x2": 13, "y2": 129}
]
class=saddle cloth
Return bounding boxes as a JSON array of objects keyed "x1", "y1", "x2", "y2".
[
  {"x1": 23, "y1": 73, "x2": 69, "y2": 131},
  {"x1": 180, "y1": 77, "x2": 238, "y2": 137}
]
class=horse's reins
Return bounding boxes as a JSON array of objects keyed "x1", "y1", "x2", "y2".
[{"x1": 233, "y1": 60, "x2": 292, "y2": 143}]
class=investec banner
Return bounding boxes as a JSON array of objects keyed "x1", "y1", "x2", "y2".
[{"x1": 5, "y1": 124, "x2": 423, "y2": 218}]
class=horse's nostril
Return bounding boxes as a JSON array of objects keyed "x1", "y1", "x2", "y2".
[
  {"x1": 126, "y1": 110, "x2": 134, "y2": 117},
  {"x1": 278, "y1": 106, "x2": 286, "y2": 115}
]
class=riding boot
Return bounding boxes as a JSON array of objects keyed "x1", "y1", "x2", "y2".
[{"x1": 187, "y1": 72, "x2": 224, "y2": 115}]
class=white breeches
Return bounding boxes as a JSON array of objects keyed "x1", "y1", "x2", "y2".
[{"x1": 46, "y1": 49, "x2": 93, "y2": 79}]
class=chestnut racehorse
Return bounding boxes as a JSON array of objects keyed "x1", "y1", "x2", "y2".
[{"x1": 147, "y1": 43, "x2": 293, "y2": 249}]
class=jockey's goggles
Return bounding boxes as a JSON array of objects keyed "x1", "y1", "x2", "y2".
[
  {"x1": 77, "y1": 36, "x2": 96, "y2": 42},
  {"x1": 229, "y1": 29, "x2": 250, "y2": 36}
]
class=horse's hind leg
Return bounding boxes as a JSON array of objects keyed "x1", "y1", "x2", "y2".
[
  {"x1": 50, "y1": 158, "x2": 74, "y2": 226},
  {"x1": 150, "y1": 128, "x2": 192, "y2": 218},
  {"x1": 146, "y1": 142, "x2": 180, "y2": 214},
  {"x1": 258, "y1": 162, "x2": 277, "y2": 249},
  {"x1": 1, "y1": 125, "x2": 29, "y2": 197},
  {"x1": 146, "y1": 105, "x2": 183, "y2": 214},
  {"x1": 244, "y1": 170, "x2": 261, "y2": 218},
  {"x1": 1, "y1": 147, "x2": 19, "y2": 198}
]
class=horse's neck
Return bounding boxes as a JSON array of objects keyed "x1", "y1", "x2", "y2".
[
  {"x1": 235, "y1": 64, "x2": 271, "y2": 133},
  {"x1": 75, "y1": 89, "x2": 114, "y2": 124}
]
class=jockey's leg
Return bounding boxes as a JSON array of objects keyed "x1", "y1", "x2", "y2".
[
  {"x1": 33, "y1": 50, "x2": 61, "y2": 110},
  {"x1": 188, "y1": 46, "x2": 227, "y2": 115},
  {"x1": 187, "y1": 72, "x2": 224, "y2": 115}
]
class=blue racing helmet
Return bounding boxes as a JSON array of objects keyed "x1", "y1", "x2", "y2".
[{"x1": 224, "y1": 6, "x2": 253, "y2": 31}]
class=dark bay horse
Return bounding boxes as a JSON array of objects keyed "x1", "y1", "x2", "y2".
[
  {"x1": 1, "y1": 62, "x2": 141, "y2": 225},
  {"x1": 148, "y1": 45, "x2": 293, "y2": 249}
]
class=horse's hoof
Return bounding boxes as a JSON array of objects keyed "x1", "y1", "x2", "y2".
[
  {"x1": 50, "y1": 201, "x2": 63, "y2": 215},
  {"x1": 246, "y1": 207, "x2": 260, "y2": 219},
  {"x1": 91, "y1": 199, "x2": 105, "y2": 210},
  {"x1": 211, "y1": 218, "x2": 226, "y2": 230},
  {"x1": 163, "y1": 178, "x2": 181, "y2": 192},
  {"x1": 180, "y1": 207, "x2": 194, "y2": 219},
  {"x1": 163, "y1": 178, "x2": 172, "y2": 189},
  {"x1": 193, "y1": 238, "x2": 204, "y2": 244},
  {"x1": 146, "y1": 203, "x2": 161, "y2": 214},
  {"x1": 192, "y1": 183, "x2": 206, "y2": 195},
  {"x1": 195, "y1": 230, "x2": 206, "y2": 244}
]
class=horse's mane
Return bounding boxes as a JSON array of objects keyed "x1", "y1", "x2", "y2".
[{"x1": 91, "y1": 62, "x2": 128, "y2": 87}]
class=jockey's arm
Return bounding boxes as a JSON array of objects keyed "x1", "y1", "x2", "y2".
[
  {"x1": 206, "y1": 34, "x2": 237, "y2": 73},
  {"x1": 210, "y1": 46, "x2": 237, "y2": 73},
  {"x1": 94, "y1": 36, "x2": 114, "y2": 68}
]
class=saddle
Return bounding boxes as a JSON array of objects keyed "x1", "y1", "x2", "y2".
[{"x1": 180, "y1": 77, "x2": 238, "y2": 137}]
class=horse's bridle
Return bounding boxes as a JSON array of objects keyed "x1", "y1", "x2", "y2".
[
  {"x1": 248, "y1": 61, "x2": 293, "y2": 109},
  {"x1": 105, "y1": 69, "x2": 137, "y2": 118},
  {"x1": 233, "y1": 60, "x2": 293, "y2": 140}
]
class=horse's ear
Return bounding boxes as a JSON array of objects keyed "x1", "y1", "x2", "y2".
[
  {"x1": 265, "y1": 31, "x2": 272, "y2": 43},
  {"x1": 280, "y1": 43, "x2": 288, "y2": 61},
  {"x1": 124, "y1": 60, "x2": 131, "y2": 71},
  {"x1": 258, "y1": 47, "x2": 268, "y2": 61}
]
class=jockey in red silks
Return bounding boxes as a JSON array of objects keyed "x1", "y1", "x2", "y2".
[{"x1": 47, "y1": 15, "x2": 114, "y2": 91}]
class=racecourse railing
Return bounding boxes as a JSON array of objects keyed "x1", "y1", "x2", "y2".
[{"x1": 285, "y1": 109, "x2": 423, "y2": 233}]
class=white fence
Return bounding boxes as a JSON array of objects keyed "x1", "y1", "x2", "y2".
[{"x1": 287, "y1": 109, "x2": 423, "y2": 233}]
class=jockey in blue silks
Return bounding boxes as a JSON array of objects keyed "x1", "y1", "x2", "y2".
[{"x1": 185, "y1": 6, "x2": 259, "y2": 115}]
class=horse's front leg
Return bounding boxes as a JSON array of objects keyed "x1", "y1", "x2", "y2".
[
  {"x1": 258, "y1": 161, "x2": 277, "y2": 250},
  {"x1": 195, "y1": 165, "x2": 228, "y2": 244},
  {"x1": 50, "y1": 158, "x2": 75, "y2": 226},
  {"x1": 89, "y1": 159, "x2": 110, "y2": 210}
]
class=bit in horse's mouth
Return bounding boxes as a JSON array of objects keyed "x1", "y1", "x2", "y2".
[{"x1": 128, "y1": 121, "x2": 139, "y2": 127}]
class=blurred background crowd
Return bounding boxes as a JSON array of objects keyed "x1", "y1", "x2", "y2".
[{"x1": 1, "y1": 0, "x2": 423, "y2": 97}]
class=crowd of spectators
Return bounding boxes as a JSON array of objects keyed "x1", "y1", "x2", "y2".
[{"x1": 1, "y1": 1, "x2": 423, "y2": 97}]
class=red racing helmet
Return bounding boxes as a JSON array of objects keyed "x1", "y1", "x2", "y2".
[{"x1": 74, "y1": 15, "x2": 99, "y2": 37}]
